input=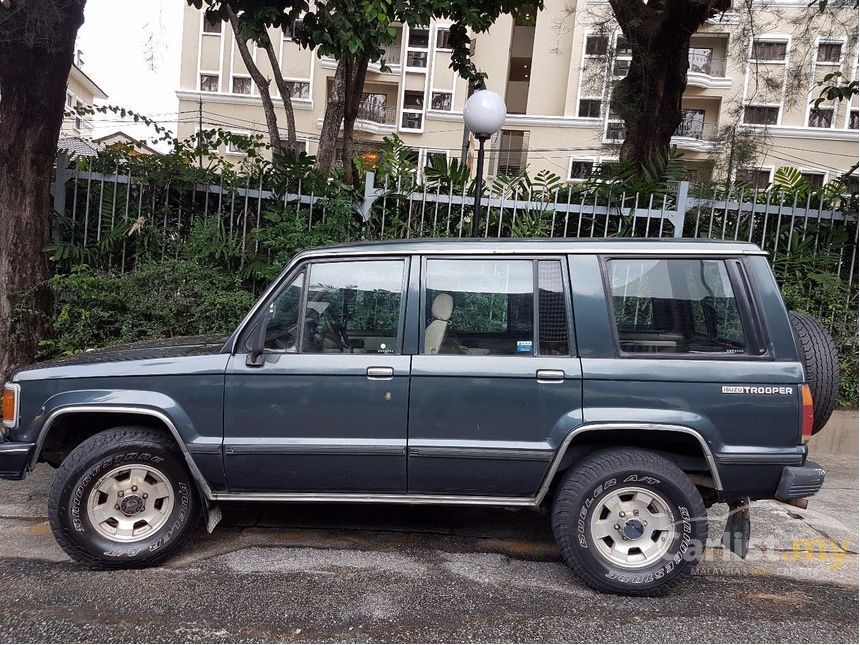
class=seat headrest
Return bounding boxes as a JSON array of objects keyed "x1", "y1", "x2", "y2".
[{"x1": 431, "y1": 293, "x2": 454, "y2": 321}]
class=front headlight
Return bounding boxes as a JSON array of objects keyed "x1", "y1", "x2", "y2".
[{"x1": 2, "y1": 383, "x2": 20, "y2": 430}]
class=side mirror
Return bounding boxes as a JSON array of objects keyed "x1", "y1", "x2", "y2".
[{"x1": 246, "y1": 305, "x2": 273, "y2": 368}]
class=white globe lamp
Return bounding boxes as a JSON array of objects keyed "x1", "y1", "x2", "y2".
[{"x1": 462, "y1": 89, "x2": 506, "y2": 237}]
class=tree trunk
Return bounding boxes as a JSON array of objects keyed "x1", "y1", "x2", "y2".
[
  {"x1": 262, "y1": 38, "x2": 297, "y2": 150},
  {"x1": 608, "y1": 0, "x2": 730, "y2": 171},
  {"x1": 316, "y1": 59, "x2": 348, "y2": 173},
  {"x1": 0, "y1": 0, "x2": 86, "y2": 383},
  {"x1": 226, "y1": 6, "x2": 283, "y2": 151},
  {"x1": 341, "y1": 56, "x2": 369, "y2": 187}
]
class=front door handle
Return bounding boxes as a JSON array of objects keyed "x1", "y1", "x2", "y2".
[
  {"x1": 367, "y1": 366, "x2": 394, "y2": 379},
  {"x1": 536, "y1": 369, "x2": 565, "y2": 383}
]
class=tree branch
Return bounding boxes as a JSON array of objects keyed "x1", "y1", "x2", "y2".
[{"x1": 261, "y1": 36, "x2": 297, "y2": 149}]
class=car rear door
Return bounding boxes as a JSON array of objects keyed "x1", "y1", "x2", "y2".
[
  {"x1": 223, "y1": 257, "x2": 410, "y2": 492},
  {"x1": 406, "y1": 255, "x2": 583, "y2": 497}
]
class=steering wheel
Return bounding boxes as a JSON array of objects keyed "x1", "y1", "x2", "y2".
[{"x1": 321, "y1": 311, "x2": 352, "y2": 353}]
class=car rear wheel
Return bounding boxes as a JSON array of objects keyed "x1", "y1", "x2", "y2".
[
  {"x1": 552, "y1": 448, "x2": 708, "y2": 596},
  {"x1": 48, "y1": 427, "x2": 200, "y2": 568}
]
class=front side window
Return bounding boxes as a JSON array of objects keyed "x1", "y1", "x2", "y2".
[
  {"x1": 607, "y1": 258, "x2": 748, "y2": 355},
  {"x1": 303, "y1": 260, "x2": 404, "y2": 354}
]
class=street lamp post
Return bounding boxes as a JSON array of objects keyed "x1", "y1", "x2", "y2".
[{"x1": 463, "y1": 90, "x2": 506, "y2": 238}]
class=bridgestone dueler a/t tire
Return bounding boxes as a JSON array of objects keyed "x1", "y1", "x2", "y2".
[
  {"x1": 552, "y1": 448, "x2": 707, "y2": 596},
  {"x1": 788, "y1": 312, "x2": 839, "y2": 435},
  {"x1": 48, "y1": 427, "x2": 200, "y2": 568}
]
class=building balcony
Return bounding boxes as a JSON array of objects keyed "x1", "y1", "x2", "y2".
[
  {"x1": 687, "y1": 49, "x2": 731, "y2": 89},
  {"x1": 672, "y1": 120, "x2": 721, "y2": 151}
]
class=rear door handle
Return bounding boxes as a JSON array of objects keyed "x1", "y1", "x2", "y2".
[
  {"x1": 536, "y1": 369, "x2": 565, "y2": 383},
  {"x1": 367, "y1": 366, "x2": 394, "y2": 379}
]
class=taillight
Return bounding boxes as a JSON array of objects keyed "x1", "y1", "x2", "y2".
[
  {"x1": 800, "y1": 384, "x2": 814, "y2": 443},
  {"x1": 2, "y1": 383, "x2": 20, "y2": 430}
]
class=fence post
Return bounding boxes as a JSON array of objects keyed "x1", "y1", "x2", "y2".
[
  {"x1": 359, "y1": 171, "x2": 384, "y2": 222},
  {"x1": 671, "y1": 180, "x2": 690, "y2": 238}
]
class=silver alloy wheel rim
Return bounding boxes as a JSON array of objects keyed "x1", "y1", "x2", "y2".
[
  {"x1": 588, "y1": 486, "x2": 676, "y2": 569},
  {"x1": 86, "y1": 464, "x2": 175, "y2": 543}
]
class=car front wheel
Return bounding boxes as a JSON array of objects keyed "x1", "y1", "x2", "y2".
[
  {"x1": 48, "y1": 427, "x2": 200, "y2": 568},
  {"x1": 552, "y1": 448, "x2": 708, "y2": 596}
]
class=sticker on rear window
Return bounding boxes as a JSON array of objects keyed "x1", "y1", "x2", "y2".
[{"x1": 516, "y1": 340, "x2": 533, "y2": 353}]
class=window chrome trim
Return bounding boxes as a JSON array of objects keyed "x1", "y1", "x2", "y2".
[{"x1": 230, "y1": 245, "x2": 767, "y2": 354}]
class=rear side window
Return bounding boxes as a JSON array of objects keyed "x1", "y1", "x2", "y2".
[{"x1": 607, "y1": 258, "x2": 748, "y2": 355}]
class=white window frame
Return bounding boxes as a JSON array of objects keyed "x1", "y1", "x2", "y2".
[
  {"x1": 749, "y1": 38, "x2": 789, "y2": 63},
  {"x1": 430, "y1": 90, "x2": 453, "y2": 111},
  {"x1": 231, "y1": 74, "x2": 253, "y2": 95},
  {"x1": 577, "y1": 97, "x2": 602, "y2": 119},
  {"x1": 815, "y1": 39, "x2": 844, "y2": 66},
  {"x1": 200, "y1": 72, "x2": 220, "y2": 93},
  {"x1": 735, "y1": 166, "x2": 774, "y2": 189},
  {"x1": 568, "y1": 157, "x2": 597, "y2": 182},
  {"x1": 226, "y1": 130, "x2": 250, "y2": 156}
]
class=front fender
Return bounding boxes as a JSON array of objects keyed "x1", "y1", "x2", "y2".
[{"x1": 29, "y1": 389, "x2": 216, "y2": 498}]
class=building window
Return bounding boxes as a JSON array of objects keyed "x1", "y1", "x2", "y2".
[
  {"x1": 202, "y1": 16, "x2": 222, "y2": 34},
  {"x1": 584, "y1": 34, "x2": 609, "y2": 56},
  {"x1": 736, "y1": 169, "x2": 771, "y2": 189},
  {"x1": 808, "y1": 107, "x2": 834, "y2": 128},
  {"x1": 743, "y1": 105, "x2": 779, "y2": 125},
  {"x1": 436, "y1": 28, "x2": 451, "y2": 50},
  {"x1": 286, "y1": 81, "x2": 310, "y2": 99},
  {"x1": 612, "y1": 58, "x2": 630, "y2": 77},
  {"x1": 615, "y1": 35, "x2": 631, "y2": 56},
  {"x1": 850, "y1": 109, "x2": 859, "y2": 130},
  {"x1": 227, "y1": 133, "x2": 249, "y2": 155},
  {"x1": 406, "y1": 50, "x2": 428, "y2": 68},
  {"x1": 74, "y1": 99, "x2": 84, "y2": 131},
  {"x1": 200, "y1": 74, "x2": 219, "y2": 92},
  {"x1": 817, "y1": 42, "x2": 842, "y2": 63},
  {"x1": 569, "y1": 160, "x2": 594, "y2": 181},
  {"x1": 424, "y1": 150, "x2": 447, "y2": 171},
  {"x1": 606, "y1": 122, "x2": 626, "y2": 141},
  {"x1": 232, "y1": 76, "x2": 252, "y2": 95},
  {"x1": 800, "y1": 172, "x2": 825, "y2": 188},
  {"x1": 401, "y1": 113, "x2": 423, "y2": 130},
  {"x1": 403, "y1": 90, "x2": 424, "y2": 110},
  {"x1": 496, "y1": 129, "x2": 528, "y2": 176},
  {"x1": 408, "y1": 28, "x2": 429, "y2": 48},
  {"x1": 751, "y1": 40, "x2": 787, "y2": 62},
  {"x1": 284, "y1": 19, "x2": 303, "y2": 40},
  {"x1": 431, "y1": 92, "x2": 452, "y2": 111},
  {"x1": 578, "y1": 99, "x2": 602, "y2": 118}
]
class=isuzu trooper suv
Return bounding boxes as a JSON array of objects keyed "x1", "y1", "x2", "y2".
[{"x1": 0, "y1": 239, "x2": 837, "y2": 595}]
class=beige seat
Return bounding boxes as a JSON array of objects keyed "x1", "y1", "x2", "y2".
[{"x1": 424, "y1": 293, "x2": 453, "y2": 355}]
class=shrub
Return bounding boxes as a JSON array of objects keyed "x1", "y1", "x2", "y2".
[{"x1": 40, "y1": 260, "x2": 255, "y2": 359}]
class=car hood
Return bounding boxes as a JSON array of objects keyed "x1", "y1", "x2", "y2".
[{"x1": 17, "y1": 335, "x2": 229, "y2": 373}]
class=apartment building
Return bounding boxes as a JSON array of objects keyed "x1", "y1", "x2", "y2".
[
  {"x1": 175, "y1": 1, "x2": 859, "y2": 186},
  {"x1": 61, "y1": 51, "x2": 108, "y2": 138}
]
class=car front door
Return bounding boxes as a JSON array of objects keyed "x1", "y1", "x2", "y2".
[
  {"x1": 407, "y1": 256, "x2": 583, "y2": 498},
  {"x1": 223, "y1": 257, "x2": 410, "y2": 492}
]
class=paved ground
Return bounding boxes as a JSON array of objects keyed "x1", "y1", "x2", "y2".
[{"x1": 0, "y1": 419, "x2": 856, "y2": 642}]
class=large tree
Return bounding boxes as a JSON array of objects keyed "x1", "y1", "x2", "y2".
[
  {"x1": 607, "y1": 0, "x2": 731, "y2": 170},
  {"x1": 0, "y1": 0, "x2": 87, "y2": 383}
]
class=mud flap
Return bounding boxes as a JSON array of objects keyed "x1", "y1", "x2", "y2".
[
  {"x1": 203, "y1": 503, "x2": 223, "y2": 534},
  {"x1": 721, "y1": 497, "x2": 750, "y2": 559}
]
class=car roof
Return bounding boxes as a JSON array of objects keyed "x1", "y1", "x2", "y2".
[{"x1": 294, "y1": 237, "x2": 766, "y2": 259}]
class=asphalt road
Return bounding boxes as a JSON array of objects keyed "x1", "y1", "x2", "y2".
[{"x1": 0, "y1": 430, "x2": 856, "y2": 642}]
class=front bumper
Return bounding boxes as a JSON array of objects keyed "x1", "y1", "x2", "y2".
[
  {"x1": 0, "y1": 440, "x2": 35, "y2": 480},
  {"x1": 775, "y1": 461, "x2": 825, "y2": 501}
]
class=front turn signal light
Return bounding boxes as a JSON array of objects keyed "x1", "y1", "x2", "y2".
[
  {"x1": 800, "y1": 384, "x2": 814, "y2": 443},
  {"x1": 2, "y1": 383, "x2": 19, "y2": 430}
]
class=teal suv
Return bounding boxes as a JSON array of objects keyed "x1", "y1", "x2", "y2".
[{"x1": 0, "y1": 239, "x2": 837, "y2": 595}]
